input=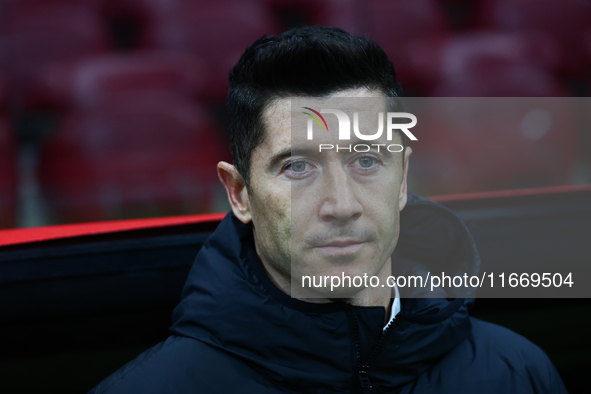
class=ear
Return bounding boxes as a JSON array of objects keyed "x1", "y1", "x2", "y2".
[
  {"x1": 217, "y1": 161, "x2": 252, "y2": 223},
  {"x1": 398, "y1": 146, "x2": 412, "y2": 211}
]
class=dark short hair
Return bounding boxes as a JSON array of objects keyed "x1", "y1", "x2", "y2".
[{"x1": 227, "y1": 26, "x2": 404, "y2": 187}]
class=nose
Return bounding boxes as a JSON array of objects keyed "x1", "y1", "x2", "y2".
[{"x1": 318, "y1": 164, "x2": 362, "y2": 224}]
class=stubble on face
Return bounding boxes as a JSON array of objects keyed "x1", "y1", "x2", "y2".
[
  {"x1": 247, "y1": 100, "x2": 294, "y2": 292},
  {"x1": 245, "y1": 89, "x2": 408, "y2": 302}
]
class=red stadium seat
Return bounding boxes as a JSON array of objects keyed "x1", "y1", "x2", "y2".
[
  {"x1": 0, "y1": 73, "x2": 6, "y2": 113},
  {"x1": 35, "y1": 51, "x2": 210, "y2": 110},
  {"x1": 475, "y1": 0, "x2": 591, "y2": 77},
  {"x1": 0, "y1": 76, "x2": 15, "y2": 228},
  {"x1": 141, "y1": 0, "x2": 280, "y2": 101},
  {"x1": 264, "y1": 0, "x2": 365, "y2": 34},
  {"x1": 583, "y1": 29, "x2": 591, "y2": 94},
  {"x1": 0, "y1": 2, "x2": 109, "y2": 106},
  {"x1": 365, "y1": 0, "x2": 451, "y2": 95},
  {"x1": 0, "y1": 118, "x2": 16, "y2": 229},
  {"x1": 39, "y1": 92, "x2": 229, "y2": 223},
  {"x1": 439, "y1": 32, "x2": 564, "y2": 80},
  {"x1": 431, "y1": 63, "x2": 566, "y2": 97},
  {"x1": 408, "y1": 97, "x2": 577, "y2": 195},
  {"x1": 1, "y1": 0, "x2": 102, "y2": 7}
]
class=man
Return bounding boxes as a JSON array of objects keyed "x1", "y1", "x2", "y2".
[{"x1": 90, "y1": 27, "x2": 567, "y2": 393}]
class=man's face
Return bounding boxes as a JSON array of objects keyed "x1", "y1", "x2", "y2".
[{"x1": 241, "y1": 88, "x2": 410, "y2": 298}]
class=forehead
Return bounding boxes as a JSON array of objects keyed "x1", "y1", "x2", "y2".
[{"x1": 260, "y1": 88, "x2": 388, "y2": 153}]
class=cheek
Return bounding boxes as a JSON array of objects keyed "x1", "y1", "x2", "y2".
[
  {"x1": 365, "y1": 171, "x2": 401, "y2": 208},
  {"x1": 265, "y1": 200, "x2": 291, "y2": 244},
  {"x1": 250, "y1": 186, "x2": 292, "y2": 256},
  {"x1": 363, "y1": 174, "x2": 402, "y2": 238},
  {"x1": 261, "y1": 189, "x2": 291, "y2": 230}
]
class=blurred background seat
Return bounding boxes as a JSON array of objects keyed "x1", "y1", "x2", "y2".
[
  {"x1": 38, "y1": 92, "x2": 229, "y2": 223},
  {"x1": 438, "y1": 31, "x2": 564, "y2": 81},
  {"x1": 366, "y1": 0, "x2": 451, "y2": 95},
  {"x1": 0, "y1": 0, "x2": 587, "y2": 228},
  {"x1": 408, "y1": 98, "x2": 577, "y2": 195},
  {"x1": 263, "y1": 0, "x2": 365, "y2": 35},
  {"x1": 0, "y1": 117, "x2": 16, "y2": 229},
  {"x1": 139, "y1": 0, "x2": 280, "y2": 102},
  {"x1": 33, "y1": 50, "x2": 210, "y2": 111},
  {"x1": 0, "y1": 71, "x2": 16, "y2": 228},
  {"x1": 430, "y1": 63, "x2": 566, "y2": 97},
  {"x1": 475, "y1": 0, "x2": 591, "y2": 81},
  {"x1": 0, "y1": 1, "x2": 109, "y2": 108}
]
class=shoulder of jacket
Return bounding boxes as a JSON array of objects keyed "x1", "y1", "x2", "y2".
[
  {"x1": 89, "y1": 335, "x2": 292, "y2": 394},
  {"x1": 469, "y1": 317, "x2": 546, "y2": 360},
  {"x1": 89, "y1": 336, "x2": 196, "y2": 394},
  {"x1": 465, "y1": 318, "x2": 567, "y2": 393}
]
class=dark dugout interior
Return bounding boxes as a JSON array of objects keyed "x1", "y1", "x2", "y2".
[{"x1": 1, "y1": 186, "x2": 589, "y2": 393}]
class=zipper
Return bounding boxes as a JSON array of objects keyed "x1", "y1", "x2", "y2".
[{"x1": 350, "y1": 307, "x2": 402, "y2": 389}]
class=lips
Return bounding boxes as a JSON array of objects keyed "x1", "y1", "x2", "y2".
[
  {"x1": 313, "y1": 240, "x2": 366, "y2": 255},
  {"x1": 319, "y1": 240, "x2": 364, "y2": 247}
]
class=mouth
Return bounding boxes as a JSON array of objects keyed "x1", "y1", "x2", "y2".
[{"x1": 314, "y1": 240, "x2": 366, "y2": 256}]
